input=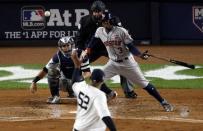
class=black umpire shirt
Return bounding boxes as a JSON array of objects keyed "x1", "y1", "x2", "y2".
[{"x1": 75, "y1": 14, "x2": 121, "y2": 50}]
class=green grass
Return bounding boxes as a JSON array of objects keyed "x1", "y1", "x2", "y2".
[
  {"x1": 0, "y1": 64, "x2": 203, "y2": 89},
  {"x1": 0, "y1": 70, "x2": 12, "y2": 77},
  {"x1": 0, "y1": 80, "x2": 48, "y2": 89},
  {"x1": 176, "y1": 67, "x2": 203, "y2": 76}
]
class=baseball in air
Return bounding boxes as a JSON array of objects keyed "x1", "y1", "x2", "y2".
[{"x1": 44, "y1": 11, "x2": 51, "y2": 17}]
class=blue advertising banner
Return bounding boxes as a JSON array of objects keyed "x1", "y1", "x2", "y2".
[
  {"x1": 1, "y1": 1, "x2": 202, "y2": 45},
  {"x1": 0, "y1": 1, "x2": 150, "y2": 45},
  {"x1": 1, "y1": 2, "x2": 90, "y2": 41},
  {"x1": 160, "y1": 3, "x2": 203, "y2": 40}
]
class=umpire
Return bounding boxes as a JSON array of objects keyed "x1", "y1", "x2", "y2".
[{"x1": 75, "y1": 0, "x2": 137, "y2": 98}]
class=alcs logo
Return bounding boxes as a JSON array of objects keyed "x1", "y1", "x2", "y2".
[{"x1": 192, "y1": 6, "x2": 203, "y2": 32}]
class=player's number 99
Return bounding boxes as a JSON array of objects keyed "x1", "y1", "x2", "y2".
[{"x1": 78, "y1": 91, "x2": 90, "y2": 110}]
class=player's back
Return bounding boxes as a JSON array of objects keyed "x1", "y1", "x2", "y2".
[{"x1": 72, "y1": 81, "x2": 108, "y2": 130}]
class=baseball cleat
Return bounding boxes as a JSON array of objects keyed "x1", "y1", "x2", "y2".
[
  {"x1": 161, "y1": 100, "x2": 174, "y2": 112},
  {"x1": 125, "y1": 91, "x2": 137, "y2": 99},
  {"x1": 107, "y1": 90, "x2": 118, "y2": 101},
  {"x1": 47, "y1": 96, "x2": 61, "y2": 104}
]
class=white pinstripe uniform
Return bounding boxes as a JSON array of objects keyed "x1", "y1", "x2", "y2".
[
  {"x1": 72, "y1": 81, "x2": 111, "y2": 131},
  {"x1": 95, "y1": 26, "x2": 149, "y2": 88}
]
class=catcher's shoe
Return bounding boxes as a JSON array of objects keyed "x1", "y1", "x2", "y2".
[
  {"x1": 47, "y1": 96, "x2": 60, "y2": 104},
  {"x1": 161, "y1": 100, "x2": 174, "y2": 112},
  {"x1": 107, "y1": 90, "x2": 118, "y2": 101},
  {"x1": 125, "y1": 91, "x2": 137, "y2": 99}
]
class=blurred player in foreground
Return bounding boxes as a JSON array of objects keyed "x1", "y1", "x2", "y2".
[
  {"x1": 86, "y1": 12, "x2": 174, "y2": 112},
  {"x1": 71, "y1": 49, "x2": 117, "y2": 131}
]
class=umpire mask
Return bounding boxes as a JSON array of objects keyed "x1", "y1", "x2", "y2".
[
  {"x1": 58, "y1": 36, "x2": 75, "y2": 57},
  {"x1": 91, "y1": 0, "x2": 106, "y2": 22}
]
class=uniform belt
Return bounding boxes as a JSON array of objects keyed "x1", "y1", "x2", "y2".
[{"x1": 114, "y1": 57, "x2": 128, "y2": 62}]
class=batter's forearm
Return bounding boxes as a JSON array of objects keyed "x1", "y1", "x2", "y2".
[{"x1": 127, "y1": 42, "x2": 141, "y2": 56}]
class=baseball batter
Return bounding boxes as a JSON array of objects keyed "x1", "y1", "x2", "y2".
[
  {"x1": 71, "y1": 50, "x2": 117, "y2": 131},
  {"x1": 87, "y1": 12, "x2": 174, "y2": 112},
  {"x1": 76, "y1": 0, "x2": 137, "y2": 99}
]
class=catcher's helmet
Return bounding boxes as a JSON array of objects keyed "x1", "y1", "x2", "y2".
[
  {"x1": 58, "y1": 36, "x2": 75, "y2": 57},
  {"x1": 91, "y1": 0, "x2": 106, "y2": 12}
]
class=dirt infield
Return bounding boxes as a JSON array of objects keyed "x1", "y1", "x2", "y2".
[{"x1": 0, "y1": 46, "x2": 203, "y2": 131}]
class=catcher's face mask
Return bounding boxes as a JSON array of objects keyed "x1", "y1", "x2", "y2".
[{"x1": 58, "y1": 36, "x2": 75, "y2": 57}]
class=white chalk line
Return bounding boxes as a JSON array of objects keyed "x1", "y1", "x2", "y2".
[
  {"x1": 0, "y1": 114, "x2": 203, "y2": 124},
  {"x1": 0, "y1": 103, "x2": 203, "y2": 123},
  {"x1": 115, "y1": 116, "x2": 203, "y2": 124}
]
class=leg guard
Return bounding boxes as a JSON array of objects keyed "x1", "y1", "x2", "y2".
[
  {"x1": 47, "y1": 78, "x2": 59, "y2": 97},
  {"x1": 47, "y1": 68, "x2": 60, "y2": 97},
  {"x1": 59, "y1": 78, "x2": 74, "y2": 97},
  {"x1": 144, "y1": 83, "x2": 164, "y2": 103}
]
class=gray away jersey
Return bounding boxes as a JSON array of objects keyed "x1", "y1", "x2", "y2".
[{"x1": 95, "y1": 26, "x2": 133, "y2": 61}]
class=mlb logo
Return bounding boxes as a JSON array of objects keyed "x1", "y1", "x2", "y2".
[
  {"x1": 21, "y1": 6, "x2": 45, "y2": 30},
  {"x1": 192, "y1": 6, "x2": 203, "y2": 32},
  {"x1": 23, "y1": 10, "x2": 44, "y2": 21}
]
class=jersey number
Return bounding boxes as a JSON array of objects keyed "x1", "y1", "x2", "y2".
[
  {"x1": 78, "y1": 91, "x2": 90, "y2": 110},
  {"x1": 117, "y1": 47, "x2": 123, "y2": 53}
]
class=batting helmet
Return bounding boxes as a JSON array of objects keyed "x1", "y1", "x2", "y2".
[
  {"x1": 102, "y1": 11, "x2": 113, "y2": 21},
  {"x1": 102, "y1": 11, "x2": 116, "y2": 25},
  {"x1": 91, "y1": 0, "x2": 106, "y2": 12},
  {"x1": 58, "y1": 36, "x2": 75, "y2": 57}
]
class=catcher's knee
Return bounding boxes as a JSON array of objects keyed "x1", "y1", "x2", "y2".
[{"x1": 47, "y1": 68, "x2": 60, "y2": 79}]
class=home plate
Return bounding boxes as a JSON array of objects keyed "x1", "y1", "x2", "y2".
[
  {"x1": 69, "y1": 110, "x2": 77, "y2": 114},
  {"x1": 60, "y1": 97, "x2": 77, "y2": 104}
]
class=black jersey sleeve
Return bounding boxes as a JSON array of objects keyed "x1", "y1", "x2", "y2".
[
  {"x1": 102, "y1": 116, "x2": 117, "y2": 131},
  {"x1": 75, "y1": 16, "x2": 89, "y2": 50}
]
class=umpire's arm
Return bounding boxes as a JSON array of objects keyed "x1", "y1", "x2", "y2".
[
  {"x1": 71, "y1": 49, "x2": 84, "y2": 83},
  {"x1": 86, "y1": 36, "x2": 101, "y2": 55}
]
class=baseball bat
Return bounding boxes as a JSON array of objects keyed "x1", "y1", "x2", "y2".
[{"x1": 144, "y1": 51, "x2": 195, "y2": 69}]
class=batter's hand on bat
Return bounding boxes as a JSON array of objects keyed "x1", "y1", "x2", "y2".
[
  {"x1": 140, "y1": 51, "x2": 149, "y2": 60},
  {"x1": 30, "y1": 82, "x2": 37, "y2": 94}
]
